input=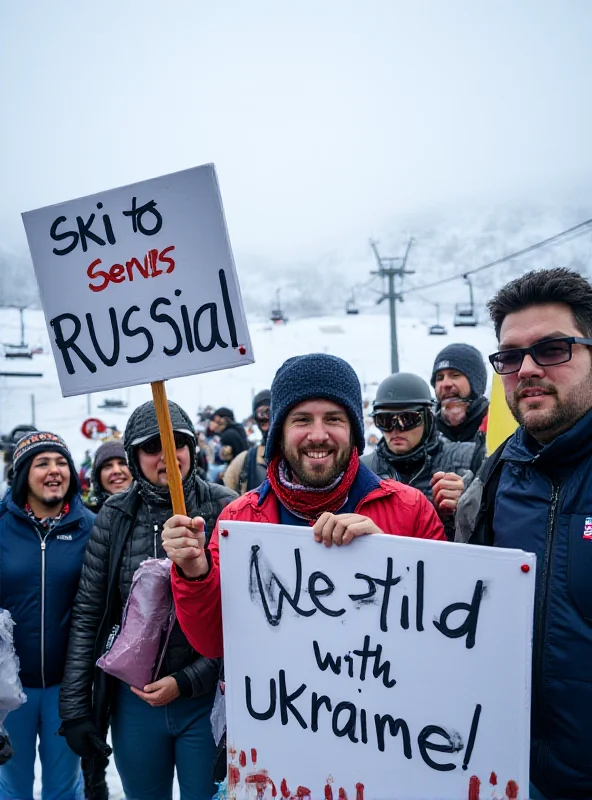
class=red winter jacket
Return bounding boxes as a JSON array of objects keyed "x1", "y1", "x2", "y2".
[{"x1": 172, "y1": 475, "x2": 445, "y2": 657}]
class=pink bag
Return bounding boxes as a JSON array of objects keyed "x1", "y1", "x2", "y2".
[{"x1": 97, "y1": 558, "x2": 175, "y2": 689}]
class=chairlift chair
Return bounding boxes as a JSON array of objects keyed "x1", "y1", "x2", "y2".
[
  {"x1": 453, "y1": 275, "x2": 478, "y2": 327},
  {"x1": 453, "y1": 305, "x2": 478, "y2": 327},
  {"x1": 97, "y1": 398, "x2": 128, "y2": 410},
  {"x1": 345, "y1": 295, "x2": 359, "y2": 315},
  {"x1": 4, "y1": 344, "x2": 33, "y2": 359},
  {"x1": 428, "y1": 303, "x2": 448, "y2": 335}
]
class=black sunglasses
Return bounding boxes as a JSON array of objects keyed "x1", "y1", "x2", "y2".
[
  {"x1": 374, "y1": 410, "x2": 424, "y2": 433},
  {"x1": 255, "y1": 408, "x2": 270, "y2": 422},
  {"x1": 139, "y1": 432, "x2": 190, "y2": 455},
  {"x1": 489, "y1": 336, "x2": 592, "y2": 375}
]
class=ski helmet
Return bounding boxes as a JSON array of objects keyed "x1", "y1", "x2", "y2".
[{"x1": 372, "y1": 373, "x2": 434, "y2": 412}]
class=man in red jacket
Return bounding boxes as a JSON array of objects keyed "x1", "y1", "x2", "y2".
[{"x1": 163, "y1": 354, "x2": 445, "y2": 657}]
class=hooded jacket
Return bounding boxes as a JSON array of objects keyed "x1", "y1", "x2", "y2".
[
  {"x1": 461, "y1": 410, "x2": 592, "y2": 798},
  {"x1": 59, "y1": 401, "x2": 237, "y2": 729},
  {"x1": 172, "y1": 463, "x2": 445, "y2": 659},
  {"x1": 0, "y1": 493, "x2": 95, "y2": 688},
  {"x1": 59, "y1": 478, "x2": 236, "y2": 728}
]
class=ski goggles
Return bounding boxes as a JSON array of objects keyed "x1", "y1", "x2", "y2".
[
  {"x1": 489, "y1": 336, "x2": 592, "y2": 375},
  {"x1": 138, "y1": 432, "x2": 191, "y2": 455},
  {"x1": 373, "y1": 409, "x2": 424, "y2": 433}
]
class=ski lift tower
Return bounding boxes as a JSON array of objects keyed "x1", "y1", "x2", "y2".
[{"x1": 370, "y1": 238, "x2": 415, "y2": 373}]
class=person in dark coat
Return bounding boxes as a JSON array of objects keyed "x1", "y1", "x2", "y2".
[
  {"x1": 85, "y1": 440, "x2": 132, "y2": 513},
  {"x1": 362, "y1": 372, "x2": 481, "y2": 540},
  {"x1": 59, "y1": 401, "x2": 236, "y2": 800},
  {"x1": 431, "y1": 343, "x2": 489, "y2": 465},
  {"x1": 0, "y1": 431, "x2": 95, "y2": 800},
  {"x1": 224, "y1": 389, "x2": 270, "y2": 495},
  {"x1": 458, "y1": 267, "x2": 592, "y2": 799}
]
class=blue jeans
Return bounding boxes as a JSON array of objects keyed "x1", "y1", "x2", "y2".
[
  {"x1": 111, "y1": 683, "x2": 216, "y2": 800},
  {"x1": 0, "y1": 684, "x2": 83, "y2": 800}
]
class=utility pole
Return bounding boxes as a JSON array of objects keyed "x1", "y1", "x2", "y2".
[{"x1": 370, "y1": 238, "x2": 414, "y2": 373}]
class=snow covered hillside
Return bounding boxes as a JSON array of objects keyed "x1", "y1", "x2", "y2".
[{"x1": 0, "y1": 306, "x2": 497, "y2": 468}]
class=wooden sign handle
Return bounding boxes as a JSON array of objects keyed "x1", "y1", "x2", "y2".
[{"x1": 151, "y1": 380, "x2": 187, "y2": 516}]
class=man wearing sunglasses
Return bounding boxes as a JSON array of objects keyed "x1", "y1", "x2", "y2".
[
  {"x1": 60, "y1": 400, "x2": 237, "y2": 800},
  {"x1": 456, "y1": 268, "x2": 592, "y2": 800},
  {"x1": 224, "y1": 390, "x2": 270, "y2": 495},
  {"x1": 163, "y1": 353, "x2": 445, "y2": 660},
  {"x1": 362, "y1": 372, "x2": 480, "y2": 540}
]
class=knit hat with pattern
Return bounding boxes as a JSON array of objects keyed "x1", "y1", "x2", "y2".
[{"x1": 11, "y1": 431, "x2": 78, "y2": 507}]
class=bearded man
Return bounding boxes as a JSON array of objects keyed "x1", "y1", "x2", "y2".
[
  {"x1": 162, "y1": 353, "x2": 445, "y2": 658},
  {"x1": 456, "y1": 268, "x2": 592, "y2": 800}
]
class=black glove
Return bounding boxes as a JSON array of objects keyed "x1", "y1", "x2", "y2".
[
  {"x1": 0, "y1": 733, "x2": 13, "y2": 765},
  {"x1": 59, "y1": 718, "x2": 112, "y2": 760}
]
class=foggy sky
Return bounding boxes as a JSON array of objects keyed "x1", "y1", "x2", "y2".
[{"x1": 2, "y1": 0, "x2": 591, "y2": 261}]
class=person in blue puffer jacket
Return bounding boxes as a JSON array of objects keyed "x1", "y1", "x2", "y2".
[
  {"x1": 457, "y1": 267, "x2": 592, "y2": 799},
  {"x1": 0, "y1": 431, "x2": 96, "y2": 800}
]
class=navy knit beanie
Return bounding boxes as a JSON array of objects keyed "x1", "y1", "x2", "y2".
[
  {"x1": 265, "y1": 354, "x2": 365, "y2": 461},
  {"x1": 430, "y1": 343, "x2": 487, "y2": 398}
]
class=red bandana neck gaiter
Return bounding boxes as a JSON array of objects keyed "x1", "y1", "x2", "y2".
[{"x1": 267, "y1": 450, "x2": 360, "y2": 522}]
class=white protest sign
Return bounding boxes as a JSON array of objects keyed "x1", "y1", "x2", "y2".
[
  {"x1": 22, "y1": 165, "x2": 253, "y2": 397},
  {"x1": 220, "y1": 522, "x2": 535, "y2": 800}
]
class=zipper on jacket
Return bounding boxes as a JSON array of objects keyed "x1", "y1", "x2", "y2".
[
  {"x1": 153, "y1": 523, "x2": 159, "y2": 558},
  {"x1": 39, "y1": 534, "x2": 47, "y2": 689},
  {"x1": 532, "y1": 481, "x2": 560, "y2": 739},
  {"x1": 408, "y1": 459, "x2": 428, "y2": 490}
]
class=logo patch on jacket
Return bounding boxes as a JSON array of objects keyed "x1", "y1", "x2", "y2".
[
  {"x1": 583, "y1": 517, "x2": 592, "y2": 540},
  {"x1": 56, "y1": 534, "x2": 73, "y2": 541}
]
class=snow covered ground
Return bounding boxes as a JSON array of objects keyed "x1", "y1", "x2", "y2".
[
  {"x1": 6, "y1": 304, "x2": 497, "y2": 798},
  {"x1": 0, "y1": 306, "x2": 497, "y2": 469}
]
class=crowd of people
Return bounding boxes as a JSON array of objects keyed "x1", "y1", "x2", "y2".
[{"x1": 0, "y1": 266, "x2": 591, "y2": 799}]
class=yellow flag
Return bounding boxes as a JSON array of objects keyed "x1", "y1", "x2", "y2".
[{"x1": 486, "y1": 372, "x2": 518, "y2": 454}]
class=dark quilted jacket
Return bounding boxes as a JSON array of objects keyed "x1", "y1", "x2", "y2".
[
  {"x1": 361, "y1": 429, "x2": 480, "y2": 499},
  {"x1": 362, "y1": 428, "x2": 480, "y2": 540},
  {"x1": 59, "y1": 477, "x2": 236, "y2": 728},
  {"x1": 465, "y1": 413, "x2": 592, "y2": 798}
]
